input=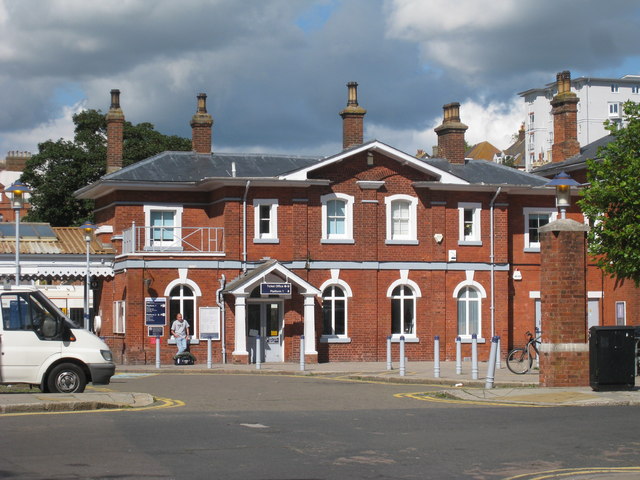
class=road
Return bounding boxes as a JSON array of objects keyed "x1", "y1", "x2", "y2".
[{"x1": 0, "y1": 372, "x2": 639, "y2": 479}]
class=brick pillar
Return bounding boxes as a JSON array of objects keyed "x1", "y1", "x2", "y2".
[
  {"x1": 106, "y1": 89, "x2": 125, "y2": 174},
  {"x1": 340, "y1": 82, "x2": 366, "y2": 149},
  {"x1": 435, "y1": 103, "x2": 468, "y2": 164},
  {"x1": 551, "y1": 71, "x2": 580, "y2": 163},
  {"x1": 191, "y1": 93, "x2": 213, "y2": 154},
  {"x1": 538, "y1": 218, "x2": 589, "y2": 387}
]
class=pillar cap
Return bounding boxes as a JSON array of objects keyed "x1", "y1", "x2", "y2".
[{"x1": 539, "y1": 218, "x2": 588, "y2": 233}]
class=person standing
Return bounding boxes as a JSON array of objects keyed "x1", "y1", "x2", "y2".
[{"x1": 171, "y1": 313, "x2": 190, "y2": 355}]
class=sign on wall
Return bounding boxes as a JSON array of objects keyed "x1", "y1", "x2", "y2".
[
  {"x1": 199, "y1": 306, "x2": 220, "y2": 340},
  {"x1": 260, "y1": 282, "x2": 291, "y2": 296},
  {"x1": 145, "y1": 297, "x2": 166, "y2": 326}
]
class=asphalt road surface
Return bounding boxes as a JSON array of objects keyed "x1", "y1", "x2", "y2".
[{"x1": 0, "y1": 372, "x2": 639, "y2": 479}]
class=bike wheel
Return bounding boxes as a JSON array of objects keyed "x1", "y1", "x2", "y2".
[{"x1": 506, "y1": 348, "x2": 532, "y2": 374}]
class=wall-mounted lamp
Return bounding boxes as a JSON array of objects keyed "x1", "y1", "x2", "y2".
[
  {"x1": 546, "y1": 171, "x2": 580, "y2": 219},
  {"x1": 513, "y1": 268, "x2": 522, "y2": 281},
  {"x1": 434, "y1": 233, "x2": 444, "y2": 244}
]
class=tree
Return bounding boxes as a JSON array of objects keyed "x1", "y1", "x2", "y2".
[
  {"x1": 578, "y1": 101, "x2": 640, "y2": 285},
  {"x1": 21, "y1": 109, "x2": 191, "y2": 226}
]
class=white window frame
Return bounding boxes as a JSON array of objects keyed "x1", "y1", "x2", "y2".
[
  {"x1": 143, "y1": 204, "x2": 183, "y2": 249},
  {"x1": 387, "y1": 278, "x2": 421, "y2": 340},
  {"x1": 523, "y1": 207, "x2": 557, "y2": 252},
  {"x1": 113, "y1": 300, "x2": 126, "y2": 334},
  {"x1": 608, "y1": 102, "x2": 620, "y2": 117},
  {"x1": 458, "y1": 202, "x2": 482, "y2": 245},
  {"x1": 321, "y1": 193, "x2": 354, "y2": 243},
  {"x1": 253, "y1": 199, "x2": 279, "y2": 243},
  {"x1": 319, "y1": 281, "x2": 351, "y2": 342},
  {"x1": 385, "y1": 194, "x2": 418, "y2": 245},
  {"x1": 611, "y1": 84, "x2": 619, "y2": 93},
  {"x1": 453, "y1": 279, "x2": 487, "y2": 342}
]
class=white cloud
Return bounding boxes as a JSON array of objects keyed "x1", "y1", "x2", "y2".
[{"x1": 0, "y1": 101, "x2": 83, "y2": 156}]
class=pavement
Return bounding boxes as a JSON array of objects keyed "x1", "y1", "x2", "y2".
[{"x1": 1, "y1": 360, "x2": 639, "y2": 413}]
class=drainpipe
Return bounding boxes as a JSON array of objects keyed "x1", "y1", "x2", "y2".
[
  {"x1": 489, "y1": 187, "x2": 501, "y2": 337},
  {"x1": 216, "y1": 274, "x2": 226, "y2": 364},
  {"x1": 242, "y1": 181, "x2": 251, "y2": 273}
]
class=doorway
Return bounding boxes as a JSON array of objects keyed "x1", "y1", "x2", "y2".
[{"x1": 247, "y1": 301, "x2": 283, "y2": 363}]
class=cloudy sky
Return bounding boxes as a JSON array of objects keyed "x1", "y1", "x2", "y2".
[{"x1": 1, "y1": 0, "x2": 639, "y2": 159}]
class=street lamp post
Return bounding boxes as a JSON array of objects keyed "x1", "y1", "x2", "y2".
[
  {"x1": 6, "y1": 181, "x2": 32, "y2": 286},
  {"x1": 546, "y1": 171, "x2": 581, "y2": 219},
  {"x1": 79, "y1": 222, "x2": 97, "y2": 330}
]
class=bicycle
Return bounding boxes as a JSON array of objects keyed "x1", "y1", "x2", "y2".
[{"x1": 506, "y1": 330, "x2": 541, "y2": 374}]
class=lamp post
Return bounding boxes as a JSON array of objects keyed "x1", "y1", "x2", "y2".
[
  {"x1": 6, "y1": 181, "x2": 32, "y2": 286},
  {"x1": 546, "y1": 171, "x2": 581, "y2": 219},
  {"x1": 79, "y1": 221, "x2": 97, "y2": 330}
]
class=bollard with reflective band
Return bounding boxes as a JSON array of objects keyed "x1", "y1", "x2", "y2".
[
  {"x1": 207, "y1": 338, "x2": 213, "y2": 369},
  {"x1": 495, "y1": 336, "x2": 501, "y2": 369},
  {"x1": 399, "y1": 336, "x2": 406, "y2": 377},
  {"x1": 455, "y1": 336, "x2": 462, "y2": 375},
  {"x1": 386, "y1": 336, "x2": 392, "y2": 370},
  {"x1": 256, "y1": 335, "x2": 262, "y2": 370},
  {"x1": 300, "y1": 335, "x2": 305, "y2": 371},
  {"x1": 156, "y1": 335, "x2": 161, "y2": 369},
  {"x1": 471, "y1": 333, "x2": 478, "y2": 380},
  {"x1": 484, "y1": 336, "x2": 499, "y2": 389},
  {"x1": 434, "y1": 335, "x2": 440, "y2": 378}
]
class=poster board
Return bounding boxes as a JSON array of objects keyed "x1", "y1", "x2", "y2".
[{"x1": 199, "y1": 306, "x2": 220, "y2": 340}]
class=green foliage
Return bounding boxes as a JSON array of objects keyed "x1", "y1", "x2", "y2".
[
  {"x1": 21, "y1": 109, "x2": 191, "y2": 226},
  {"x1": 578, "y1": 101, "x2": 640, "y2": 285}
]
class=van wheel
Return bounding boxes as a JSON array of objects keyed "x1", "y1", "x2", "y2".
[{"x1": 47, "y1": 364, "x2": 87, "y2": 394}]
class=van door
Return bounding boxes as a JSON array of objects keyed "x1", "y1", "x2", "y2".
[{"x1": 0, "y1": 292, "x2": 62, "y2": 384}]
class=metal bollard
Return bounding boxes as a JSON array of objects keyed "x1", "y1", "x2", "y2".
[
  {"x1": 155, "y1": 335, "x2": 161, "y2": 369},
  {"x1": 207, "y1": 337, "x2": 213, "y2": 369},
  {"x1": 471, "y1": 333, "x2": 478, "y2": 380},
  {"x1": 256, "y1": 335, "x2": 262, "y2": 370},
  {"x1": 386, "y1": 335, "x2": 392, "y2": 370},
  {"x1": 485, "y1": 336, "x2": 498, "y2": 389},
  {"x1": 300, "y1": 335, "x2": 305, "y2": 371},
  {"x1": 495, "y1": 336, "x2": 501, "y2": 369},
  {"x1": 434, "y1": 335, "x2": 440, "y2": 378},
  {"x1": 399, "y1": 336, "x2": 406, "y2": 377},
  {"x1": 455, "y1": 336, "x2": 462, "y2": 374}
]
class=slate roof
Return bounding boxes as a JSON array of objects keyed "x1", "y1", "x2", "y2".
[
  {"x1": 422, "y1": 157, "x2": 548, "y2": 187},
  {"x1": 103, "y1": 151, "x2": 322, "y2": 182},
  {"x1": 532, "y1": 135, "x2": 613, "y2": 178}
]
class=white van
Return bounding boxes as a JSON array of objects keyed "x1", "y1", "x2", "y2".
[{"x1": 0, "y1": 286, "x2": 115, "y2": 393}]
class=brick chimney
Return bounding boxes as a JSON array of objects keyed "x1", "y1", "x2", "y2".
[
  {"x1": 191, "y1": 93, "x2": 213, "y2": 154},
  {"x1": 106, "y1": 89, "x2": 125, "y2": 174},
  {"x1": 339, "y1": 82, "x2": 366, "y2": 149},
  {"x1": 551, "y1": 71, "x2": 580, "y2": 163},
  {"x1": 518, "y1": 123, "x2": 525, "y2": 142},
  {"x1": 435, "y1": 102, "x2": 468, "y2": 164}
]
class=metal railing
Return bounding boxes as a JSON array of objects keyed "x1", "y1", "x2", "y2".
[{"x1": 121, "y1": 224, "x2": 224, "y2": 254}]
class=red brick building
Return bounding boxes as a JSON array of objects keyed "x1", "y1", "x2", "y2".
[{"x1": 75, "y1": 82, "x2": 639, "y2": 365}]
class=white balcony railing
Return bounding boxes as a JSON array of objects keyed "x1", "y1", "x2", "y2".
[{"x1": 121, "y1": 225, "x2": 224, "y2": 255}]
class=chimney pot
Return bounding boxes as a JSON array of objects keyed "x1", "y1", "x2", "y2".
[
  {"x1": 434, "y1": 102, "x2": 468, "y2": 164},
  {"x1": 340, "y1": 82, "x2": 366, "y2": 149},
  {"x1": 191, "y1": 93, "x2": 214, "y2": 154}
]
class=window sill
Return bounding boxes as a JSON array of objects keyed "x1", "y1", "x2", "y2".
[
  {"x1": 390, "y1": 336, "x2": 419, "y2": 343},
  {"x1": 253, "y1": 238, "x2": 279, "y2": 244},
  {"x1": 385, "y1": 239, "x2": 419, "y2": 245},
  {"x1": 168, "y1": 338, "x2": 200, "y2": 345},
  {"x1": 144, "y1": 246, "x2": 184, "y2": 252},
  {"x1": 321, "y1": 239, "x2": 355, "y2": 244},
  {"x1": 320, "y1": 336, "x2": 351, "y2": 344},
  {"x1": 523, "y1": 247, "x2": 541, "y2": 253},
  {"x1": 458, "y1": 337, "x2": 486, "y2": 344},
  {"x1": 458, "y1": 240, "x2": 482, "y2": 246}
]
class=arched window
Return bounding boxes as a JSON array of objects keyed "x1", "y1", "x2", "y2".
[
  {"x1": 457, "y1": 286, "x2": 480, "y2": 337},
  {"x1": 169, "y1": 284, "x2": 196, "y2": 337},
  {"x1": 322, "y1": 285, "x2": 347, "y2": 336},
  {"x1": 391, "y1": 285, "x2": 415, "y2": 336}
]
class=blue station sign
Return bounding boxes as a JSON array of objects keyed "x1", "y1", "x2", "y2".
[{"x1": 260, "y1": 282, "x2": 291, "y2": 296}]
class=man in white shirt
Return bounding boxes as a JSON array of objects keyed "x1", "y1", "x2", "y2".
[{"x1": 171, "y1": 313, "x2": 190, "y2": 354}]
